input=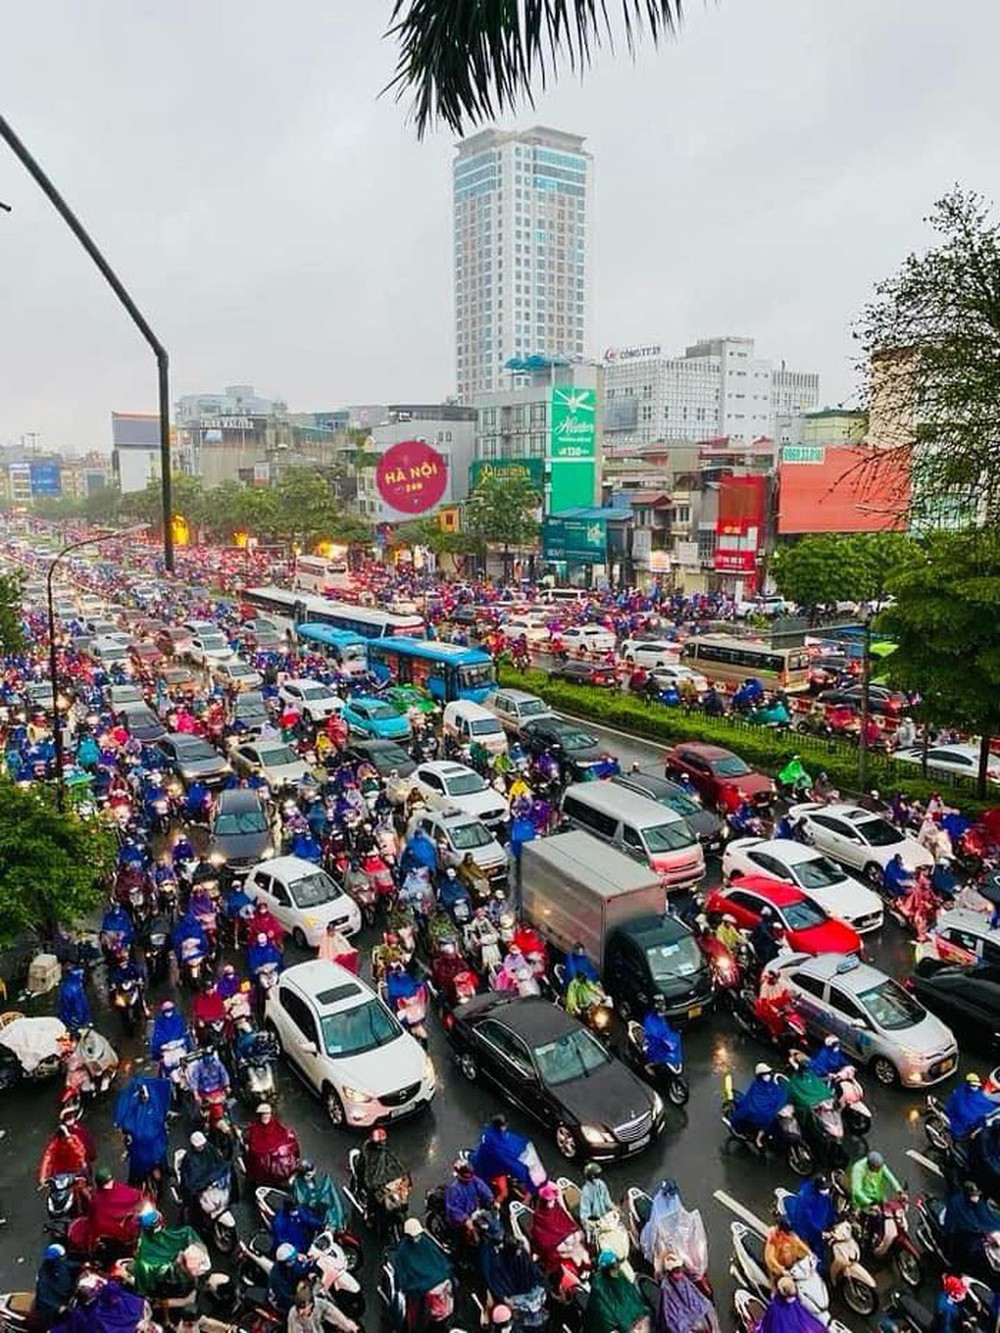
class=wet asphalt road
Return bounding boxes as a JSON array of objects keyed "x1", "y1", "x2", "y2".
[{"x1": 1, "y1": 718, "x2": 995, "y2": 1321}]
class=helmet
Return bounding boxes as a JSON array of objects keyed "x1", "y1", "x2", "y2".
[
  {"x1": 95, "y1": 1167, "x2": 113, "y2": 1187},
  {"x1": 584, "y1": 1162, "x2": 602, "y2": 1179},
  {"x1": 221, "y1": 963, "x2": 235, "y2": 977},
  {"x1": 45, "y1": 1243, "x2": 67, "y2": 1261},
  {"x1": 824, "y1": 1035, "x2": 839, "y2": 1047},
  {"x1": 384, "y1": 931, "x2": 399, "y2": 947},
  {"x1": 962, "y1": 1179, "x2": 981, "y2": 1199},
  {"x1": 755, "y1": 1062, "x2": 772, "y2": 1076},
  {"x1": 403, "y1": 1218, "x2": 423, "y2": 1238},
  {"x1": 456, "y1": 1160, "x2": 474, "y2": 1178},
  {"x1": 138, "y1": 1204, "x2": 159, "y2": 1229},
  {"x1": 867, "y1": 1152, "x2": 884, "y2": 1170},
  {"x1": 815, "y1": 1175, "x2": 831, "y2": 1194},
  {"x1": 300, "y1": 1160, "x2": 315, "y2": 1177},
  {"x1": 370, "y1": 1126, "x2": 387, "y2": 1143},
  {"x1": 722, "y1": 914, "x2": 736, "y2": 925},
  {"x1": 189, "y1": 1131, "x2": 207, "y2": 1150},
  {"x1": 257, "y1": 1102, "x2": 273, "y2": 1117},
  {"x1": 652, "y1": 994, "x2": 668, "y2": 1015},
  {"x1": 256, "y1": 932, "x2": 269, "y2": 946},
  {"x1": 597, "y1": 1250, "x2": 618, "y2": 1269},
  {"x1": 491, "y1": 1306, "x2": 512, "y2": 1327},
  {"x1": 943, "y1": 1275, "x2": 969, "y2": 1302},
  {"x1": 159, "y1": 1000, "x2": 175, "y2": 1014},
  {"x1": 275, "y1": 1243, "x2": 297, "y2": 1263},
  {"x1": 965, "y1": 1072, "x2": 982, "y2": 1086}
]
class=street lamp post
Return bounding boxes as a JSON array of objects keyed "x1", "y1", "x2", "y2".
[
  {"x1": 47, "y1": 526, "x2": 147, "y2": 812},
  {"x1": 858, "y1": 608, "x2": 873, "y2": 795},
  {"x1": 0, "y1": 115, "x2": 174, "y2": 572}
]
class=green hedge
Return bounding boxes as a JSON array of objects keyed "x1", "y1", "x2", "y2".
[{"x1": 498, "y1": 665, "x2": 993, "y2": 817}]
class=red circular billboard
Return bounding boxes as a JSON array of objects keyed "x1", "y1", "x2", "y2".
[{"x1": 375, "y1": 439, "x2": 448, "y2": 514}]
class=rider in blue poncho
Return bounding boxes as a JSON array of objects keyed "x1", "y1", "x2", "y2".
[
  {"x1": 945, "y1": 1073, "x2": 1000, "y2": 1140},
  {"x1": 247, "y1": 932, "x2": 283, "y2": 979},
  {"x1": 148, "y1": 1001, "x2": 192, "y2": 1064},
  {"x1": 782, "y1": 1176, "x2": 835, "y2": 1264},
  {"x1": 401, "y1": 826, "x2": 437, "y2": 877},
  {"x1": 100, "y1": 903, "x2": 134, "y2": 953},
  {"x1": 57, "y1": 967, "x2": 92, "y2": 1034},
  {"x1": 729, "y1": 1063, "x2": 791, "y2": 1141},
  {"x1": 113, "y1": 1077, "x2": 171, "y2": 1186},
  {"x1": 882, "y1": 854, "x2": 914, "y2": 901},
  {"x1": 385, "y1": 965, "x2": 423, "y2": 1011},
  {"x1": 807, "y1": 1035, "x2": 849, "y2": 1080},
  {"x1": 643, "y1": 995, "x2": 683, "y2": 1066},
  {"x1": 171, "y1": 910, "x2": 208, "y2": 963},
  {"x1": 565, "y1": 943, "x2": 599, "y2": 985},
  {"x1": 271, "y1": 1197, "x2": 318, "y2": 1255},
  {"x1": 471, "y1": 1114, "x2": 546, "y2": 1196},
  {"x1": 289, "y1": 829, "x2": 322, "y2": 864}
]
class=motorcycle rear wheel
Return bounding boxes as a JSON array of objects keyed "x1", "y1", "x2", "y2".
[{"x1": 841, "y1": 1275, "x2": 877, "y2": 1317}]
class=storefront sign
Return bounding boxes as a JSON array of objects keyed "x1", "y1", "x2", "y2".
[
  {"x1": 543, "y1": 515, "x2": 607, "y2": 563},
  {"x1": 549, "y1": 387, "x2": 597, "y2": 511},
  {"x1": 781, "y1": 445, "x2": 825, "y2": 464},
  {"x1": 603, "y1": 344, "x2": 662, "y2": 363},
  {"x1": 469, "y1": 457, "x2": 544, "y2": 490},
  {"x1": 376, "y1": 439, "x2": 448, "y2": 514}
]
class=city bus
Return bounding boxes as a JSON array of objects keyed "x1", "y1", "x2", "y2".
[
  {"x1": 294, "y1": 622, "x2": 368, "y2": 676},
  {"x1": 292, "y1": 553, "x2": 352, "y2": 595},
  {"x1": 367, "y1": 638, "x2": 496, "y2": 704},
  {"x1": 242, "y1": 586, "x2": 424, "y2": 639},
  {"x1": 681, "y1": 634, "x2": 811, "y2": 691}
]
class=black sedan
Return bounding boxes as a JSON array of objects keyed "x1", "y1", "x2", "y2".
[
  {"x1": 449, "y1": 993, "x2": 665, "y2": 1162},
  {"x1": 208, "y1": 788, "x2": 273, "y2": 872},
  {"x1": 611, "y1": 770, "x2": 727, "y2": 855},
  {"x1": 345, "y1": 738, "x2": 417, "y2": 779},
  {"x1": 907, "y1": 960, "x2": 1000, "y2": 1055},
  {"x1": 118, "y1": 702, "x2": 167, "y2": 743},
  {"x1": 520, "y1": 717, "x2": 620, "y2": 782},
  {"x1": 816, "y1": 683, "x2": 907, "y2": 716},
  {"x1": 155, "y1": 733, "x2": 233, "y2": 788},
  {"x1": 548, "y1": 661, "x2": 618, "y2": 688}
]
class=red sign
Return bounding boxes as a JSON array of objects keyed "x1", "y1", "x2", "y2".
[{"x1": 376, "y1": 440, "x2": 448, "y2": 515}]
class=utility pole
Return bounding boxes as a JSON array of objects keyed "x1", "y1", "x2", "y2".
[{"x1": 0, "y1": 115, "x2": 174, "y2": 571}]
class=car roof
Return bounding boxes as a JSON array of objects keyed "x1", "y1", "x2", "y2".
[
  {"x1": 803, "y1": 803, "x2": 882, "y2": 823},
  {"x1": 286, "y1": 677, "x2": 329, "y2": 689},
  {"x1": 163, "y1": 731, "x2": 212, "y2": 746},
  {"x1": 492, "y1": 688, "x2": 545, "y2": 703},
  {"x1": 420, "y1": 760, "x2": 474, "y2": 777},
  {"x1": 281, "y1": 959, "x2": 371, "y2": 1012},
  {"x1": 721, "y1": 876, "x2": 803, "y2": 906},
  {"x1": 262, "y1": 855, "x2": 330, "y2": 879},
  {"x1": 217, "y1": 788, "x2": 263, "y2": 811},
  {"x1": 351, "y1": 738, "x2": 407, "y2": 752},
  {"x1": 467, "y1": 993, "x2": 578, "y2": 1041},
  {"x1": 784, "y1": 951, "x2": 886, "y2": 992},
  {"x1": 935, "y1": 909, "x2": 1000, "y2": 939},
  {"x1": 736, "y1": 838, "x2": 827, "y2": 867},
  {"x1": 674, "y1": 742, "x2": 733, "y2": 760}
]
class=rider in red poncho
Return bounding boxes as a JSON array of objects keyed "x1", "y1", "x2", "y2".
[
  {"x1": 244, "y1": 1102, "x2": 300, "y2": 1186},
  {"x1": 77, "y1": 1168, "x2": 144, "y2": 1253}
]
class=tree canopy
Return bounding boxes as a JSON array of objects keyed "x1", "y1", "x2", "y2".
[
  {"x1": 465, "y1": 473, "x2": 540, "y2": 549},
  {"x1": 0, "y1": 571, "x2": 25, "y2": 656},
  {"x1": 386, "y1": 0, "x2": 683, "y2": 137},
  {"x1": 772, "y1": 533, "x2": 920, "y2": 615},
  {"x1": 857, "y1": 186, "x2": 1000, "y2": 526},
  {"x1": 880, "y1": 530, "x2": 1000, "y2": 797},
  {"x1": 0, "y1": 781, "x2": 115, "y2": 946}
]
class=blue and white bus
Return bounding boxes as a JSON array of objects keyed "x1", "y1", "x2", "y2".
[
  {"x1": 367, "y1": 638, "x2": 496, "y2": 704},
  {"x1": 294, "y1": 622, "x2": 368, "y2": 676},
  {"x1": 242, "y1": 586, "x2": 424, "y2": 640}
]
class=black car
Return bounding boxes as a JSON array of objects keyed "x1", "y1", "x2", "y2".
[
  {"x1": 603, "y1": 915, "x2": 715, "y2": 1024},
  {"x1": 208, "y1": 788, "x2": 273, "y2": 872},
  {"x1": 233, "y1": 690, "x2": 270, "y2": 735},
  {"x1": 816, "y1": 684, "x2": 907, "y2": 716},
  {"x1": 907, "y1": 959, "x2": 1000, "y2": 1055},
  {"x1": 155, "y1": 733, "x2": 233, "y2": 788},
  {"x1": 118, "y1": 702, "x2": 167, "y2": 743},
  {"x1": 520, "y1": 718, "x2": 620, "y2": 782},
  {"x1": 612, "y1": 770, "x2": 727, "y2": 855},
  {"x1": 449, "y1": 993, "x2": 665, "y2": 1161},
  {"x1": 344, "y1": 738, "x2": 417, "y2": 779},
  {"x1": 548, "y1": 661, "x2": 618, "y2": 688}
]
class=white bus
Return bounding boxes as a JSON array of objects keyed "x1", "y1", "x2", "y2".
[
  {"x1": 241, "y1": 586, "x2": 424, "y2": 640},
  {"x1": 292, "y1": 554, "x2": 352, "y2": 595}
]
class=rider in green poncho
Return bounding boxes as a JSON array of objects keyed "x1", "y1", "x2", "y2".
[
  {"x1": 584, "y1": 1252, "x2": 650, "y2": 1333},
  {"x1": 785, "y1": 1052, "x2": 834, "y2": 1115},
  {"x1": 778, "y1": 755, "x2": 811, "y2": 796}
]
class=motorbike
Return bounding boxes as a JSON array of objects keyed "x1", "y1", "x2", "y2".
[
  {"x1": 234, "y1": 1029, "x2": 281, "y2": 1109},
  {"x1": 254, "y1": 1184, "x2": 362, "y2": 1277},
  {"x1": 774, "y1": 1187, "x2": 877, "y2": 1317},
  {"x1": 108, "y1": 973, "x2": 148, "y2": 1037},
  {"x1": 0, "y1": 1292, "x2": 35, "y2": 1333},
  {"x1": 171, "y1": 1147, "x2": 238, "y2": 1255},
  {"x1": 729, "y1": 1219, "x2": 831, "y2": 1325},
  {"x1": 910, "y1": 1193, "x2": 1000, "y2": 1285},
  {"x1": 827, "y1": 1065, "x2": 873, "y2": 1143},
  {"x1": 345, "y1": 1147, "x2": 411, "y2": 1242},
  {"x1": 730, "y1": 984, "x2": 809, "y2": 1052},
  {"x1": 621, "y1": 1184, "x2": 711, "y2": 1294},
  {"x1": 139, "y1": 915, "x2": 171, "y2": 985},
  {"x1": 45, "y1": 1171, "x2": 84, "y2": 1224},
  {"x1": 342, "y1": 859, "x2": 378, "y2": 927},
  {"x1": 176, "y1": 935, "x2": 210, "y2": 990},
  {"x1": 624, "y1": 1019, "x2": 690, "y2": 1106},
  {"x1": 381, "y1": 978, "x2": 430, "y2": 1046},
  {"x1": 722, "y1": 1075, "x2": 814, "y2": 1177},
  {"x1": 239, "y1": 1227, "x2": 364, "y2": 1321},
  {"x1": 377, "y1": 1236, "x2": 453, "y2": 1333},
  {"x1": 878, "y1": 1282, "x2": 997, "y2": 1333}
]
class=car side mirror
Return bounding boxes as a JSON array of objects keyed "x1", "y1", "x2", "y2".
[
  {"x1": 298, "y1": 1038, "x2": 318, "y2": 1056},
  {"x1": 850, "y1": 1017, "x2": 868, "y2": 1031}
]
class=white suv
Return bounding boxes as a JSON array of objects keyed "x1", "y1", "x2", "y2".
[
  {"x1": 412, "y1": 761, "x2": 509, "y2": 830},
  {"x1": 561, "y1": 624, "x2": 616, "y2": 655},
  {"x1": 278, "y1": 679, "x2": 344, "y2": 722},
  {"x1": 265, "y1": 960, "x2": 435, "y2": 1128},
  {"x1": 619, "y1": 638, "x2": 680, "y2": 669}
]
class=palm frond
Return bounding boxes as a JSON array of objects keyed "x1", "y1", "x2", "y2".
[{"x1": 385, "y1": 0, "x2": 683, "y2": 138}]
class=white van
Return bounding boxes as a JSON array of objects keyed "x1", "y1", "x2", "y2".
[
  {"x1": 560, "y1": 782, "x2": 705, "y2": 890},
  {"x1": 442, "y1": 700, "x2": 509, "y2": 756}
]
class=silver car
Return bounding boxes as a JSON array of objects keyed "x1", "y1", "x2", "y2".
[{"x1": 777, "y1": 951, "x2": 958, "y2": 1088}]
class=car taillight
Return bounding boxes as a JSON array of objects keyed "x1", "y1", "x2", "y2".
[{"x1": 901, "y1": 976, "x2": 914, "y2": 991}]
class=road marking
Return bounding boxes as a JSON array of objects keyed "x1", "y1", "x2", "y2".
[
  {"x1": 905, "y1": 1148, "x2": 943, "y2": 1177},
  {"x1": 713, "y1": 1188, "x2": 769, "y2": 1236}
]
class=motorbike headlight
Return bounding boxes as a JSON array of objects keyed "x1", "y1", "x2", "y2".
[
  {"x1": 341, "y1": 1085, "x2": 374, "y2": 1105},
  {"x1": 262, "y1": 845, "x2": 275, "y2": 859},
  {"x1": 579, "y1": 1124, "x2": 614, "y2": 1148},
  {"x1": 209, "y1": 852, "x2": 226, "y2": 867},
  {"x1": 423, "y1": 1054, "x2": 436, "y2": 1086}
]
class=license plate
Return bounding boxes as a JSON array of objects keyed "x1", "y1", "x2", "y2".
[
  {"x1": 628, "y1": 1134, "x2": 651, "y2": 1153},
  {"x1": 688, "y1": 1005, "x2": 703, "y2": 1020}
]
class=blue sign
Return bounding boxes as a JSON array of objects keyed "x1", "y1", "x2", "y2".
[{"x1": 29, "y1": 463, "x2": 62, "y2": 497}]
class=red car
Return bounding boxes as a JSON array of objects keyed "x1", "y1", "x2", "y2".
[
  {"x1": 704, "y1": 876, "x2": 862, "y2": 956},
  {"x1": 129, "y1": 641, "x2": 163, "y2": 672},
  {"x1": 663, "y1": 742, "x2": 774, "y2": 813}
]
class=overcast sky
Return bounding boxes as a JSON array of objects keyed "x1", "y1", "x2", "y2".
[{"x1": 2, "y1": 0, "x2": 998, "y2": 453}]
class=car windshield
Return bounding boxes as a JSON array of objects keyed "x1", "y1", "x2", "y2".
[
  {"x1": 289, "y1": 871, "x2": 340, "y2": 908},
  {"x1": 446, "y1": 772, "x2": 488, "y2": 796},
  {"x1": 646, "y1": 936, "x2": 703, "y2": 981},
  {"x1": 559, "y1": 729, "x2": 598, "y2": 749},
  {"x1": 859, "y1": 980, "x2": 925, "y2": 1031},
  {"x1": 364, "y1": 703, "x2": 397, "y2": 719},
  {"x1": 320, "y1": 999, "x2": 401, "y2": 1057},
  {"x1": 471, "y1": 719, "x2": 502, "y2": 736},
  {"x1": 257, "y1": 744, "x2": 298, "y2": 766},
  {"x1": 710, "y1": 755, "x2": 752, "y2": 777},
  {"x1": 215, "y1": 809, "x2": 267, "y2": 835},
  {"x1": 519, "y1": 699, "x2": 548, "y2": 718},
  {"x1": 533, "y1": 1026, "x2": 612, "y2": 1086},
  {"x1": 782, "y1": 899, "x2": 828, "y2": 930},
  {"x1": 112, "y1": 687, "x2": 143, "y2": 703},
  {"x1": 855, "y1": 817, "x2": 903, "y2": 848},
  {"x1": 450, "y1": 821, "x2": 492, "y2": 850},
  {"x1": 368, "y1": 746, "x2": 409, "y2": 771},
  {"x1": 301, "y1": 686, "x2": 334, "y2": 701},
  {"x1": 643, "y1": 821, "x2": 695, "y2": 853},
  {"x1": 230, "y1": 664, "x2": 256, "y2": 677},
  {"x1": 200, "y1": 635, "x2": 227, "y2": 649},
  {"x1": 795, "y1": 856, "x2": 845, "y2": 890},
  {"x1": 663, "y1": 792, "x2": 701, "y2": 817},
  {"x1": 175, "y1": 739, "x2": 216, "y2": 761}
]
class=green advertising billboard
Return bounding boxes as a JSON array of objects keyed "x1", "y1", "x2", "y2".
[
  {"x1": 548, "y1": 386, "x2": 596, "y2": 512},
  {"x1": 469, "y1": 457, "x2": 544, "y2": 492},
  {"x1": 542, "y1": 515, "x2": 607, "y2": 563}
]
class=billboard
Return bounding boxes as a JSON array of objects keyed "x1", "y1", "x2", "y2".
[
  {"x1": 29, "y1": 462, "x2": 62, "y2": 497},
  {"x1": 469, "y1": 457, "x2": 544, "y2": 492},
  {"x1": 376, "y1": 439, "x2": 448, "y2": 515},
  {"x1": 715, "y1": 474, "x2": 767, "y2": 574},
  {"x1": 543, "y1": 515, "x2": 607, "y2": 563},
  {"x1": 549, "y1": 387, "x2": 597, "y2": 512},
  {"x1": 777, "y1": 445, "x2": 910, "y2": 534}
]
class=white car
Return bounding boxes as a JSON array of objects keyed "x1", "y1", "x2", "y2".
[
  {"x1": 407, "y1": 807, "x2": 509, "y2": 888},
  {"x1": 893, "y1": 744, "x2": 1000, "y2": 787},
  {"x1": 411, "y1": 760, "x2": 509, "y2": 830},
  {"x1": 561, "y1": 624, "x2": 616, "y2": 655},
  {"x1": 920, "y1": 908, "x2": 1000, "y2": 967},
  {"x1": 231, "y1": 739, "x2": 311, "y2": 790},
  {"x1": 213, "y1": 659, "x2": 263, "y2": 690},
  {"x1": 788, "y1": 802, "x2": 934, "y2": 885},
  {"x1": 723, "y1": 836, "x2": 884, "y2": 934},
  {"x1": 619, "y1": 638, "x2": 680, "y2": 669},
  {"x1": 265, "y1": 959, "x2": 435, "y2": 1127},
  {"x1": 278, "y1": 678, "x2": 344, "y2": 722},
  {"x1": 503, "y1": 614, "x2": 551, "y2": 645},
  {"x1": 245, "y1": 856, "x2": 361, "y2": 948},
  {"x1": 188, "y1": 633, "x2": 234, "y2": 667},
  {"x1": 649, "y1": 664, "x2": 709, "y2": 694}
]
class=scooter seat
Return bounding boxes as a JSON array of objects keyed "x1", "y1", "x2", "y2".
[
  {"x1": 6, "y1": 1293, "x2": 34, "y2": 1315},
  {"x1": 893, "y1": 1291, "x2": 934, "y2": 1329},
  {"x1": 926, "y1": 1196, "x2": 947, "y2": 1227},
  {"x1": 743, "y1": 1231, "x2": 766, "y2": 1268}
]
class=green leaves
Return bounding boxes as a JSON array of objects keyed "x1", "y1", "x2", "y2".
[
  {"x1": 386, "y1": 0, "x2": 683, "y2": 137},
  {"x1": 0, "y1": 781, "x2": 116, "y2": 947},
  {"x1": 0, "y1": 571, "x2": 25, "y2": 655},
  {"x1": 772, "y1": 533, "x2": 919, "y2": 612},
  {"x1": 464, "y1": 471, "x2": 540, "y2": 549}
]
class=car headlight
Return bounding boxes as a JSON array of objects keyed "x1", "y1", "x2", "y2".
[
  {"x1": 579, "y1": 1124, "x2": 615, "y2": 1148},
  {"x1": 423, "y1": 1054, "x2": 436, "y2": 1086},
  {"x1": 209, "y1": 851, "x2": 225, "y2": 867},
  {"x1": 652, "y1": 1091, "x2": 665, "y2": 1117},
  {"x1": 341, "y1": 1085, "x2": 373, "y2": 1105},
  {"x1": 262, "y1": 845, "x2": 275, "y2": 859}
]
